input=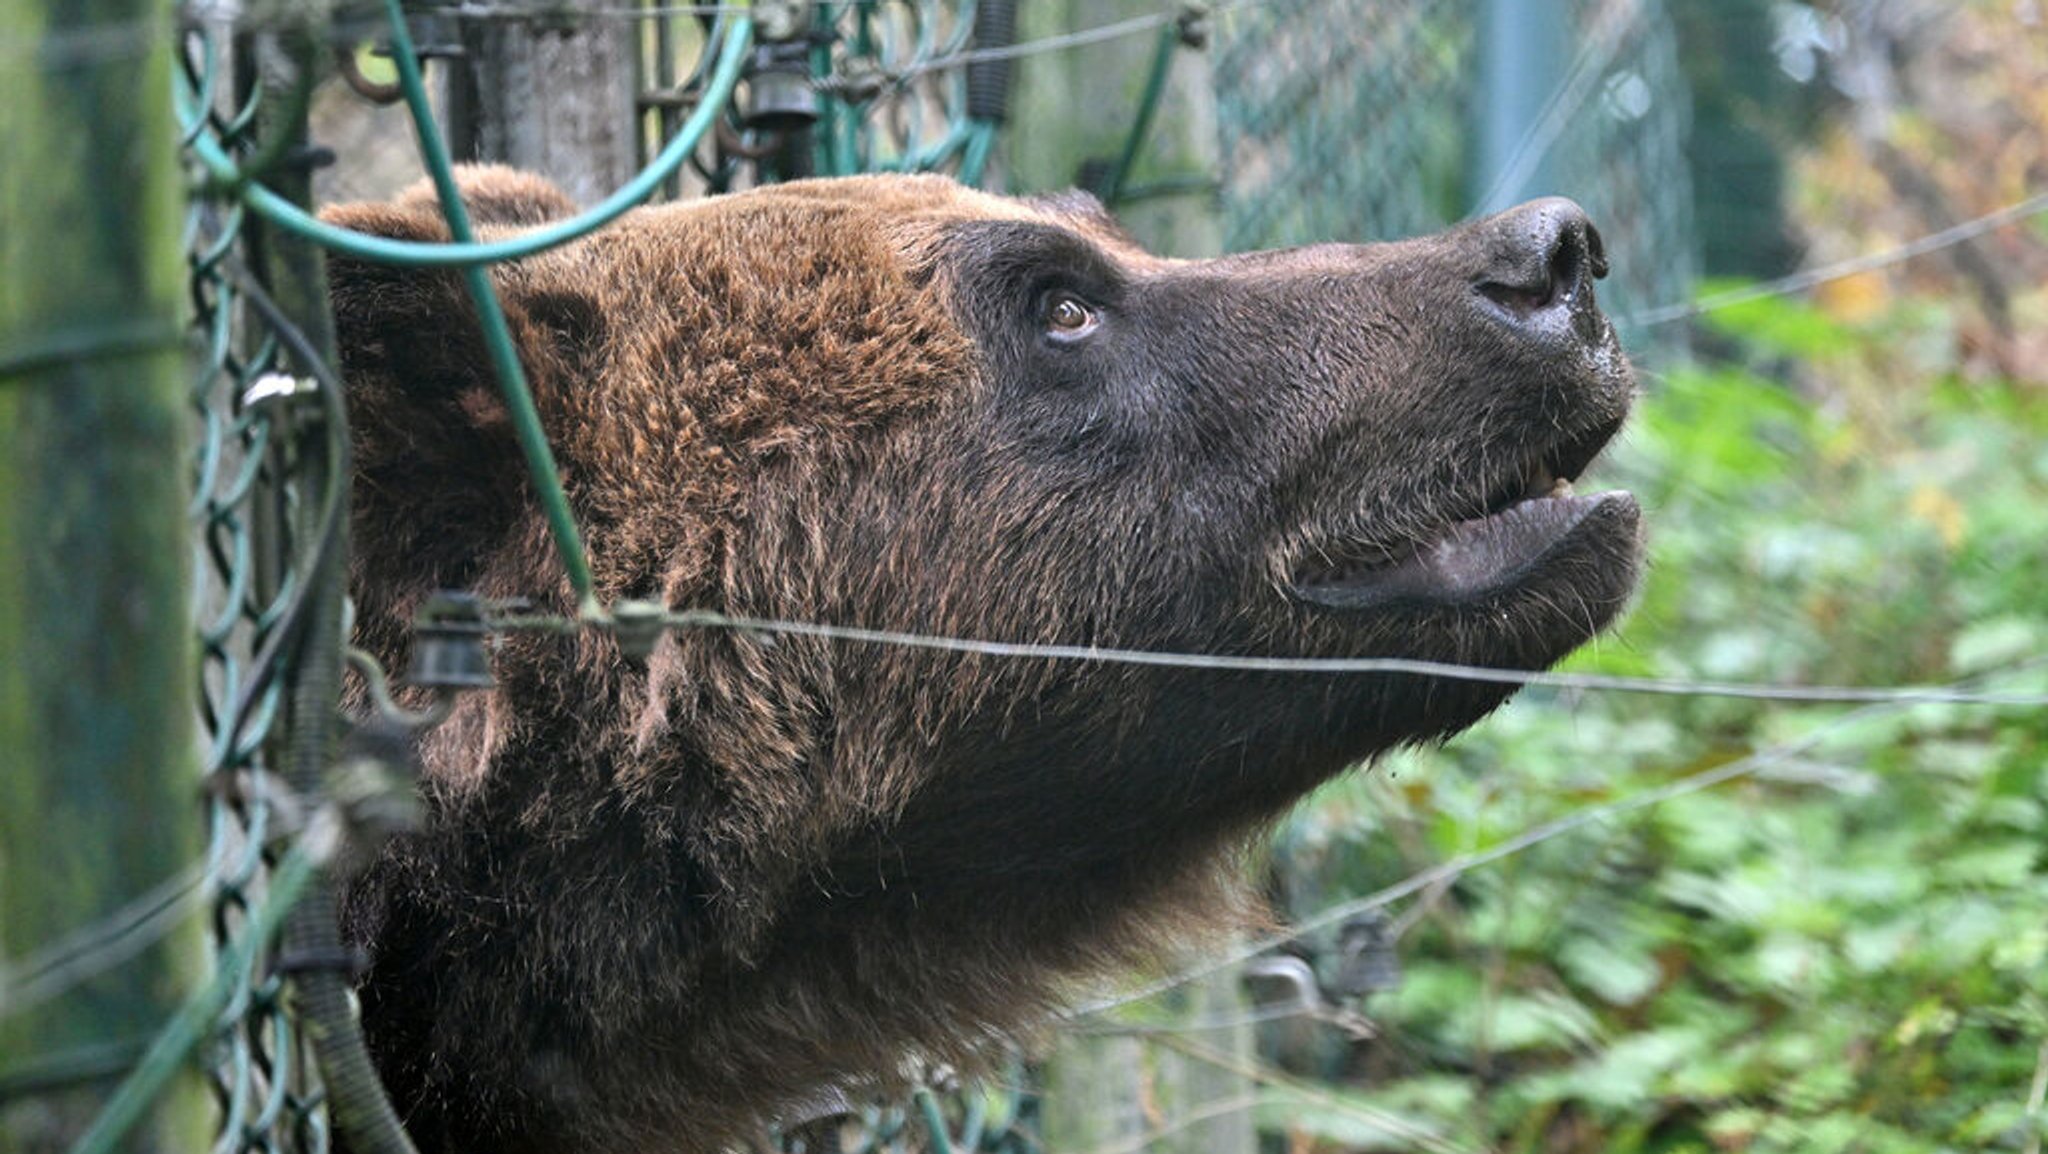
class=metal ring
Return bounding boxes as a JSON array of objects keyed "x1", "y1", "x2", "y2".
[{"x1": 335, "y1": 44, "x2": 406, "y2": 105}]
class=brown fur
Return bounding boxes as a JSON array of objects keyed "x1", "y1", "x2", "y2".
[{"x1": 327, "y1": 167, "x2": 1641, "y2": 1153}]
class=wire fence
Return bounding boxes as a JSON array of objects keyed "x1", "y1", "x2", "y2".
[
  {"x1": 166, "y1": 23, "x2": 361, "y2": 1154},
  {"x1": 1212, "y1": 0, "x2": 1696, "y2": 354},
  {"x1": 169, "y1": 5, "x2": 1034, "y2": 1153},
  {"x1": 6, "y1": 1, "x2": 2045, "y2": 1152}
]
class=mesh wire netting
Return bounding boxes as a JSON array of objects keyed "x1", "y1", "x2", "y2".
[
  {"x1": 1213, "y1": 0, "x2": 1474, "y2": 251},
  {"x1": 184, "y1": 32, "x2": 334, "y2": 1154},
  {"x1": 175, "y1": 5, "x2": 1028, "y2": 1152},
  {"x1": 1213, "y1": 0, "x2": 1696, "y2": 351}
]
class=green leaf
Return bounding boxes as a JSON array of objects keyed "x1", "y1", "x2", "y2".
[
  {"x1": 1949, "y1": 615, "x2": 2044, "y2": 675},
  {"x1": 1558, "y1": 935, "x2": 1663, "y2": 1007}
]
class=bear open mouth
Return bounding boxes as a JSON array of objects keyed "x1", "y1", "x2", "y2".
[{"x1": 1291, "y1": 416, "x2": 1636, "y2": 611}]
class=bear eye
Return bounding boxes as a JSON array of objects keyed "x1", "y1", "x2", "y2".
[{"x1": 1042, "y1": 292, "x2": 1100, "y2": 341}]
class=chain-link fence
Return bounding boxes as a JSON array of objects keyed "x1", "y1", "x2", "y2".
[
  {"x1": 183, "y1": 24, "x2": 355, "y2": 1154},
  {"x1": 1213, "y1": 0, "x2": 1696, "y2": 354},
  {"x1": 178, "y1": 6, "x2": 1028, "y2": 1153}
]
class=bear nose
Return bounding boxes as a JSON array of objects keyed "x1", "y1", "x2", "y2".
[{"x1": 1473, "y1": 197, "x2": 1609, "y2": 345}]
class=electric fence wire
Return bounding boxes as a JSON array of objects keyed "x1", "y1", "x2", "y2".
[
  {"x1": 491, "y1": 607, "x2": 2048, "y2": 708},
  {"x1": 1629, "y1": 188, "x2": 2048, "y2": 326},
  {"x1": 1066, "y1": 1000, "x2": 1356, "y2": 1038}
]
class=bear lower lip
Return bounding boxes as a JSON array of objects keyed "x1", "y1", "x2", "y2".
[{"x1": 1291, "y1": 490, "x2": 1639, "y2": 611}]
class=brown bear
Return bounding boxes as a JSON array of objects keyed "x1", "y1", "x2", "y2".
[{"x1": 324, "y1": 165, "x2": 1641, "y2": 1154}]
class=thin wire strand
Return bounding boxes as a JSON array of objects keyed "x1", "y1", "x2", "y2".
[
  {"x1": 0, "y1": 862, "x2": 214, "y2": 1019},
  {"x1": 447, "y1": 3, "x2": 749, "y2": 17},
  {"x1": 1067, "y1": 1000, "x2": 1330, "y2": 1036},
  {"x1": 1147, "y1": 1033, "x2": 1489, "y2": 1154},
  {"x1": 891, "y1": 0, "x2": 1317, "y2": 78},
  {"x1": 1630, "y1": 189, "x2": 2048, "y2": 327},
  {"x1": 501, "y1": 608, "x2": 2048, "y2": 707},
  {"x1": 1076, "y1": 1093, "x2": 1268, "y2": 1154},
  {"x1": 897, "y1": 11, "x2": 1179, "y2": 75}
]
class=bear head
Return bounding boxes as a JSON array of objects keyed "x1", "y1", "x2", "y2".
[{"x1": 324, "y1": 166, "x2": 1640, "y2": 1153}]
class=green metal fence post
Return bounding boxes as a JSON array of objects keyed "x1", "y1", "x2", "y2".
[
  {"x1": 1473, "y1": 0, "x2": 1570, "y2": 215},
  {"x1": 0, "y1": 0, "x2": 206, "y2": 1150}
]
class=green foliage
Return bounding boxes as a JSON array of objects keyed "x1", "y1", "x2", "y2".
[{"x1": 1267, "y1": 291, "x2": 2048, "y2": 1153}]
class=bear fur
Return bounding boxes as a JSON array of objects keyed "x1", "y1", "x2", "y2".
[{"x1": 325, "y1": 166, "x2": 1641, "y2": 1154}]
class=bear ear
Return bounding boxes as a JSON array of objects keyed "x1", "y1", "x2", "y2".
[
  {"x1": 320, "y1": 196, "x2": 492, "y2": 431},
  {"x1": 387, "y1": 164, "x2": 581, "y2": 228},
  {"x1": 320, "y1": 166, "x2": 580, "y2": 403},
  {"x1": 321, "y1": 190, "x2": 527, "y2": 596}
]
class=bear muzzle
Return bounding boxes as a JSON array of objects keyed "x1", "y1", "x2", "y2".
[{"x1": 1284, "y1": 198, "x2": 1640, "y2": 621}]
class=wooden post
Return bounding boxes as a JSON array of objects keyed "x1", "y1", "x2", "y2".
[
  {"x1": 455, "y1": 1, "x2": 645, "y2": 206},
  {"x1": 0, "y1": 0, "x2": 206, "y2": 1150}
]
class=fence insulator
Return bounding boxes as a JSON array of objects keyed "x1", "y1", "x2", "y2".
[{"x1": 409, "y1": 593, "x2": 495, "y2": 690}]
